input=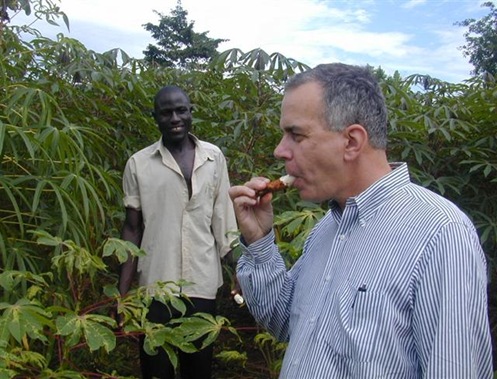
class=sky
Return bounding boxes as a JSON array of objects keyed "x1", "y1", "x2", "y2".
[{"x1": 11, "y1": 0, "x2": 495, "y2": 83}]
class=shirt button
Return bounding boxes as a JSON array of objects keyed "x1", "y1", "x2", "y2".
[{"x1": 339, "y1": 234, "x2": 346, "y2": 240}]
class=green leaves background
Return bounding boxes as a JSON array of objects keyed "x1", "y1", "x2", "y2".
[{"x1": 1, "y1": 1, "x2": 496, "y2": 377}]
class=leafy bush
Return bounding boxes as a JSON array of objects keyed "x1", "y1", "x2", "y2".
[{"x1": 1, "y1": 5, "x2": 496, "y2": 377}]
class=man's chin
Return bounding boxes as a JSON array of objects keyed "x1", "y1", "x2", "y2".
[
  {"x1": 165, "y1": 132, "x2": 187, "y2": 142},
  {"x1": 300, "y1": 191, "x2": 327, "y2": 203}
]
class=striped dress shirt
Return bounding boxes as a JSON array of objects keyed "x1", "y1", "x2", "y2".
[{"x1": 237, "y1": 163, "x2": 492, "y2": 378}]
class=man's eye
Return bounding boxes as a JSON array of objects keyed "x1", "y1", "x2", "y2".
[
  {"x1": 161, "y1": 108, "x2": 189, "y2": 117},
  {"x1": 291, "y1": 132, "x2": 304, "y2": 141}
]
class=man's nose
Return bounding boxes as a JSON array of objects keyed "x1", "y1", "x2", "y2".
[
  {"x1": 171, "y1": 111, "x2": 180, "y2": 121},
  {"x1": 274, "y1": 138, "x2": 289, "y2": 160}
]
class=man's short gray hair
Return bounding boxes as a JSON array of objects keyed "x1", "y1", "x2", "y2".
[{"x1": 284, "y1": 63, "x2": 388, "y2": 150}]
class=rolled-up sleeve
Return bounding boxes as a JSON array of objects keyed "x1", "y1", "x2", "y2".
[
  {"x1": 211, "y1": 153, "x2": 238, "y2": 258},
  {"x1": 123, "y1": 158, "x2": 141, "y2": 210}
]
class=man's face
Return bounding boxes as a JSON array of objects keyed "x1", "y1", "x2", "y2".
[
  {"x1": 274, "y1": 81, "x2": 348, "y2": 202},
  {"x1": 154, "y1": 89, "x2": 193, "y2": 144}
]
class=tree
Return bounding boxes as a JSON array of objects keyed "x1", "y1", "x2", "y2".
[
  {"x1": 455, "y1": 1, "x2": 497, "y2": 76},
  {"x1": 142, "y1": 1, "x2": 227, "y2": 68}
]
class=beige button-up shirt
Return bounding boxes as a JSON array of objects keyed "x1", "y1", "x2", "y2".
[{"x1": 122, "y1": 135, "x2": 237, "y2": 299}]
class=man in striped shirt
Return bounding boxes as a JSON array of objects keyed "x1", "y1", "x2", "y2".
[{"x1": 229, "y1": 63, "x2": 492, "y2": 378}]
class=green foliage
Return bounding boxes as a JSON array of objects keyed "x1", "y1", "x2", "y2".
[
  {"x1": 103, "y1": 237, "x2": 147, "y2": 264},
  {"x1": 0, "y1": 2, "x2": 496, "y2": 376},
  {"x1": 274, "y1": 201, "x2": 327, "y2": 265},
  {"x1": 143, "y1": 1, "x2": 226, "y2": 68},
  {"x1": 0, "y1": 298, "x2": 52, "y2": 344},
  {"x1": 55, "y1": 312, "x2": 116, "y2": 352},
  {"x1": 1, "y1": 0, "x2": 69, "y2": 31},
  {"x1": 456, "y1": 1, "x2": 497, "y2": 76},
  {"x1": 170, "y1": 313, "x2": 240, "y2": 351},
  {"x1": 253, "y1": 331, "x2": 287, "y2": 379},
  {"x1": 215, "y1": 349, "x2": 248, "y2": 366},
  {"x1": 0, "y1": 230, "x2": 238, "y2": 377}
]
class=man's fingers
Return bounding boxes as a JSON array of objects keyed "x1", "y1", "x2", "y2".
[{"x1": 229, "y1": 178, "x2": 269, "y2": 200}]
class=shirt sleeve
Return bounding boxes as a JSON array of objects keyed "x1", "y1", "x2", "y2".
[
  {"x1": 412, "y1": 221, "x2": 492, "y2": 378},
  {"x1": 237, "y1": 230, "x2": 298, "y2": 342},
  {"x1": 211, "y1": 152, "x2": 238, "y2": 257},
  {"x1": 122, "y1": 157, "x2": 141, "y2": 210}
]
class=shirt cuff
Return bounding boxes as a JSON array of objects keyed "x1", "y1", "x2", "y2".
[
  {"x1": 123, "y1": 196, "x2": 141, "y2": 209},
  {"x1": 240, "y1": 230, "x2": 275, "y2": 264}
]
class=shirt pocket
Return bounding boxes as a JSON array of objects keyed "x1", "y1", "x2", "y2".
[
  {"x1": 324, "y1": 280, "x2": 385, "y2": 363},
  {"x1": 189, "y1": 180, "x2": 215, "y2": 217}
]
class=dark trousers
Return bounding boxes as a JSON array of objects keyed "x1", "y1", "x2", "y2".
[{"x1": 139, "y1": 297, "x2": 216, "y2": 379}]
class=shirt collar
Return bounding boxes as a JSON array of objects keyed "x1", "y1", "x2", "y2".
[
  {"x1": 150, "y1": 134, "x2": 214, "y2": 162},
  {"x1": 329, "y1": 162, "x2": 410, "y2": 225}
]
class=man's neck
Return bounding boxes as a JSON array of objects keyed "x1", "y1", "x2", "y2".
[
  {"x1": 162, "y1": 135, "x2": 194, "y2": 153},
  {"x1": 336, "y1": 149, "x2": 391, "y2": 209}
]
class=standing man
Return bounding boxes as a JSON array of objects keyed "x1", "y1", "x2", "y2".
[
  {"x1": 119, "y1": 85, "x2": 238, "y2": 379},
  {"x1": 229, "y1": 63, "x2": 492, "y2": 378}
]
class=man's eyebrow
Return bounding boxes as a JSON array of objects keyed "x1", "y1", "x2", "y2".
[
  {"x1": 160, "y1": 105, "x2": 188, "y2": 111},
  {"x1": 281, "y1": 125, "x2": 303, "y2": 133}
]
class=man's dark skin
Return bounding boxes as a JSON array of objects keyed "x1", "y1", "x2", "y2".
[
  {"x1": 118, "y1": 87, "x2": 196, "y2": 300},
  {"x1": 117, "y1": 86, "x2": 239, "y2": 323}
]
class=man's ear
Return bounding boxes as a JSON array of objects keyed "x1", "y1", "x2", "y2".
[{"x1": 343, "y1": 124, "x2": 368, "y2": 161}]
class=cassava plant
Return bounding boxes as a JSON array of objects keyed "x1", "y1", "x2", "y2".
[
  {"x1": 0, "y1": 230, "x2": 238, "y2": 378},
  {"x1": 1, "y1": 1, "x2": 496, "y2": 376}
]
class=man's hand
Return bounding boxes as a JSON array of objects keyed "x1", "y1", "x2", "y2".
[
  {"x1": 230, "y1": 276, "x2": 244, "y2": 305},
  {"x1": 228, "y1": 177, "x2": 274, "y2": 245},
  {"x1": 222, "y1": 250, "x2": 244, "y2": 306}
]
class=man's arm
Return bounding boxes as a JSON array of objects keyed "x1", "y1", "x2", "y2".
[
  {"x1": 228, "y1": 178, "x2": 294, "y2": 338},
  {"x1": 413, "y1": 222, "x2": 492, "y2": 378},
  {"x1": 236, "y1": 231, "x2": 295, "y2": 341},
  {"x1": 118, "y1": 207, "x2": 143, "y2": 296}
]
